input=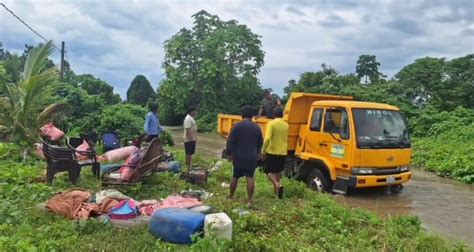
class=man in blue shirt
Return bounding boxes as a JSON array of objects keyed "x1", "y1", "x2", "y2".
[{"x1": 144, "y1": 102, "x2": 164, "y2": 142}]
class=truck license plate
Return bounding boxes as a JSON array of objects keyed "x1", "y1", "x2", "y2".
[{"x1": 387, "y1": 176, "x2": 396, "y2": 184}]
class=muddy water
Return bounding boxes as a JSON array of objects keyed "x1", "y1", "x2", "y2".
[{"x1": 167, "y1": 127, "x2": 474, "y2": 246}]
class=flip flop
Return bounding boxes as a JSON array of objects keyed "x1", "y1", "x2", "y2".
[{"x1": 277, "y1": 186, "x2": 284, "y2": 199}]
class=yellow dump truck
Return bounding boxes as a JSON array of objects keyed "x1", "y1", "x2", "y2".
[{"x1": 217, "y1": 92, "x2": 412, "y2": 193}]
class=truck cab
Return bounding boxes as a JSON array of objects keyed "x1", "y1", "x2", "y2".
[
  {"x1": 217, "y1": 92, "x2": 412, "y2": 194},
  {"x1": 294, "y1": 100, "x2": 412, "y2": 193}
]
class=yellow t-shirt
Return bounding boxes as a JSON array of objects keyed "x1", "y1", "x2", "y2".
[{"x1": 262, "y1": 118, "x2": 289, "y2": 156}]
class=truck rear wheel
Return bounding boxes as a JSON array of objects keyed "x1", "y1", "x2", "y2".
[{"x1": 307, "y1": 169, "x2": 332, "y2": 193}]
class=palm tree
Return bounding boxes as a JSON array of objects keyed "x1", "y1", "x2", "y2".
[{"x1": 0, "y1": 41, "x2": 64, "y2": 159}]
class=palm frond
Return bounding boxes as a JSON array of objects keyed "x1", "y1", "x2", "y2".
[
  {"x1": 22, "y1": 41, "x2": 56, "y2": 82},
  {"x1": 38, "y1": 103, "x2": 67, "y2": 125},
  {"x1": 18, "y1": 41, "x2": 59, "y2": 129},
  {"x1": 1, "y1": 40, "x2": 60, "y2": 145},
  {"x1": 0, "y1": 97, "x2": 13, "y2": 125}
]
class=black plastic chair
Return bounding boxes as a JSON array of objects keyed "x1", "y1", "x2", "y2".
[
  {"x1": 41, "y1": 139, "x2": 81, "y2": 185},
  {"x1": 66, "y1": 137, "x2": 100, "y2": 179}
]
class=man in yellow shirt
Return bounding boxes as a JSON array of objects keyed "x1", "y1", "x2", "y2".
[{"x1": 262, "y1": 107, "x2": 289, "y2": 199}]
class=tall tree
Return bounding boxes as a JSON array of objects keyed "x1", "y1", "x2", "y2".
[
  {"x1": 158, "y1": 10, "x2": 265, "y2": 129},
  {"x1": 126, "y1": 75, "x2": 156, "y2": 106},
  {"x1": 356, "y1": 55, "x2": 385, "y2": 84},
  {"x1": 395, "y1": 55, "x2": 474, "y2": 110},
  {"x1": 73, "y1": 74, "x2": 121, "y2": 105},
  {"x1": 0, "y1": 41, "x2": 64, "y2": 157}
]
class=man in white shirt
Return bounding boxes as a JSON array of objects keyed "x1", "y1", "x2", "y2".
[{"x1": 183, "y1": 106, "x2": 198, "y2": 170}]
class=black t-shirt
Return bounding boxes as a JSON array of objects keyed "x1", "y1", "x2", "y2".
[{"x1": 226, "y1": 120, "x2": 263, "y2": 167}]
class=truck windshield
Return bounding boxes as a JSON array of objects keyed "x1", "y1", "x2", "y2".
[{"x1": 353, "y1": 109, "x2": 410, "y2": 149}]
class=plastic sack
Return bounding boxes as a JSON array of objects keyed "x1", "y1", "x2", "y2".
[
  {"x1": 102, "y1": 146, "x2": 138, "y2": 163},
  {"x1": 33, "y1": 143, "x2": 45, "y2": 159},
  {"x1": 125, "y1": 149, "x2": 145, "y2": 168},
  {"x1": 75, "y1": 140, "x2": 90, "y2": 160},
  {"x1": 205, "y1": 213, "x2": 232, "y2": 240},
  {"x1": 120, "y1": 166, "x2": 134, "y2": 181},
  {"x1": 40, "y1": 123, "x2": 64, "y2": 141}
]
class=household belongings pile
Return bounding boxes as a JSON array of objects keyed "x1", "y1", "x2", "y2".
[
  {"x1": 45, "y1": 189, "x2": 202, "y2": 220},
  {"x1": 100, "y1": 141, "x2": 179, "y2": 182},
  {"x1": 44, "y1": 188, "x2": 233, "y2": 243}
]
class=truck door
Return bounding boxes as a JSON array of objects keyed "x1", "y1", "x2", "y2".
[
  {"x1": 302, "y1": 107, "x2": 324, "y2": 155},
  {"x1": 319, "y1": 107, "x2": 352, "y2": 175}
]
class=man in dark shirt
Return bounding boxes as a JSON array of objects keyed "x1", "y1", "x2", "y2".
[
  {"x1": 226, "y1": 105, "x2": 263, "y2": 207},
  {"x1": 257, "y1": 90, "x2": 281, "y2": 119}
]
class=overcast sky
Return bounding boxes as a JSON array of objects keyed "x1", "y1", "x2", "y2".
[{"x1": 1, "y1": 0, "x2": 473, "y2": 98}]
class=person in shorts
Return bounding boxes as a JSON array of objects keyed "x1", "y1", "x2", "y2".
[
  {"x1": 226, "y1": 105, "x2": 263, "y2": 207},
  {"x1": 183, "y1": 106, "x2": 198, "y2": 170},
  {"x1": 262, "y1": 107, "x2": 289, "y2": 199}
]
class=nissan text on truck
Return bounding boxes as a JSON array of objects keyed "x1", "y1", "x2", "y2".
[{"x1": 217, "y1": 92, "x2": 412, "y2": 194}]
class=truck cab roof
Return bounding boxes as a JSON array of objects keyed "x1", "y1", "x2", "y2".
[{"x1": 312, "y1": 100, "x2": 400, "y2": 111}]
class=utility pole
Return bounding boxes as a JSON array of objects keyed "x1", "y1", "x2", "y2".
[{"x1": 60, "y1": 41, "x2": 65, "y2": 80}]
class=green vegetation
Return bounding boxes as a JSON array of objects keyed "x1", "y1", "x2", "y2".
[
  {"x1": 0, "y1": 41, "x2": 63, "y2": 156},
  {"x1": 159, "y1": 10, "x2": 266, "y2": 130},
  {"x1": 411, "y1": 108, "x2": 474, "y2": 183},
  {"x1": 0, "y1": 144, "x2": 467, "y2": 251},
  {"x1": 127, "y1": 75, "x2": 156, "y2": 106}
]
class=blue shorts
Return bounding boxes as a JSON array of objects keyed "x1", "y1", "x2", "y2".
[{"x1": 233, "y1": 167, "x2": 256, "y2": 178}]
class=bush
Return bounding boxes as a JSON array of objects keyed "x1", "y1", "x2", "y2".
[
  {"x1": 98, "y1": 103, "x2": 147, "y2": 142},
  {"x1": 412, "y1": 122, "x2": 474, "y2": 183}
]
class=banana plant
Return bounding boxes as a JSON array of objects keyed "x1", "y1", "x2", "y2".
[{"x1": 0, "y1": 41, "x2": 64, "y2": 159}]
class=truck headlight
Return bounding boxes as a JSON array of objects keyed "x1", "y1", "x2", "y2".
[
  {"x1": 352, "y1": 167, "x2": 374, "y2": 175},
  {"x1": 399, "y1": 165, "x2": 410, "y2": 172}
]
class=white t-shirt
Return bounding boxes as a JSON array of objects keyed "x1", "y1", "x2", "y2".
[{"x1": 183, "y1": 114, "x2": 197, "y2": 142}]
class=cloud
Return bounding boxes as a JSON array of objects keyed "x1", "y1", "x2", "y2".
[
  {"x1": 0, "y1": 0, "x2": 472, "y2": 97},
  {"x1": 319, "y1": 14, "x2": 348, "y2": 28},
  {"x1": 286, "y1": 6, "x2": 305, "y2": 16}
]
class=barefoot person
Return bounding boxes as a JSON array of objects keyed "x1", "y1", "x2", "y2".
[
  {"x1": 226, "y1": 105, "x2": 263, "y2": 207},
  {"x1": 262, "y1": 107, "x2": 288, "y2": 199},
  {"x1": 183, "y1": 106, "x2": 198, "y2": 170}
]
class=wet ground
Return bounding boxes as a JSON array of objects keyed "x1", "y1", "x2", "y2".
[{"x1": 167, "y1": 127, "x2": 474, "y2": 246}]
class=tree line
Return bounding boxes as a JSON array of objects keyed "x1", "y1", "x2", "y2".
[{"x1": 1, "y1": 10, "x2": 472, "y2": 146}]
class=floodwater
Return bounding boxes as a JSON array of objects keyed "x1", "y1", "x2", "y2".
[{"x1": 167, "y1": 127, "x2": 474, "y2": 246}]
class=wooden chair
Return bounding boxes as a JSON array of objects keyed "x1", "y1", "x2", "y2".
[{"x1": 102, "y1": 138, "x2": 164, "y2": 185}]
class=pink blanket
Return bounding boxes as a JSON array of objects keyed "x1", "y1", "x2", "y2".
[{"x1": 138, "y1": 196, "x2": 202, "y2": 216}]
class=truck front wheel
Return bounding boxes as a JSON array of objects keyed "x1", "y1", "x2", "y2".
[{"x1": 307, "y1": 169, "x2": 332, "y2": 193}]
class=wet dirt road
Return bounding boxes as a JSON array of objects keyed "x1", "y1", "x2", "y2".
[{"x1": 168, "y1": 127, "x2": 474, "y2": 246}]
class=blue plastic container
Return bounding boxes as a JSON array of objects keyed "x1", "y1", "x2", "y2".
[
  {"x1": 167, "y1": 161, "x2": 181, "y2": 173},
  {"x1": 149, "y1": 208, "x2": 205, "y2": 244}
]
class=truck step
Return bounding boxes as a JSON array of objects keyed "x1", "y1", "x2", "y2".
[{"x1": 332, "y1": 179, "x2": 348, "y2": 195}]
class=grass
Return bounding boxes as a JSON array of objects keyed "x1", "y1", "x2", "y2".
[{"x1": 0, "y1": 143, "x2": 469, "y2": 251}]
